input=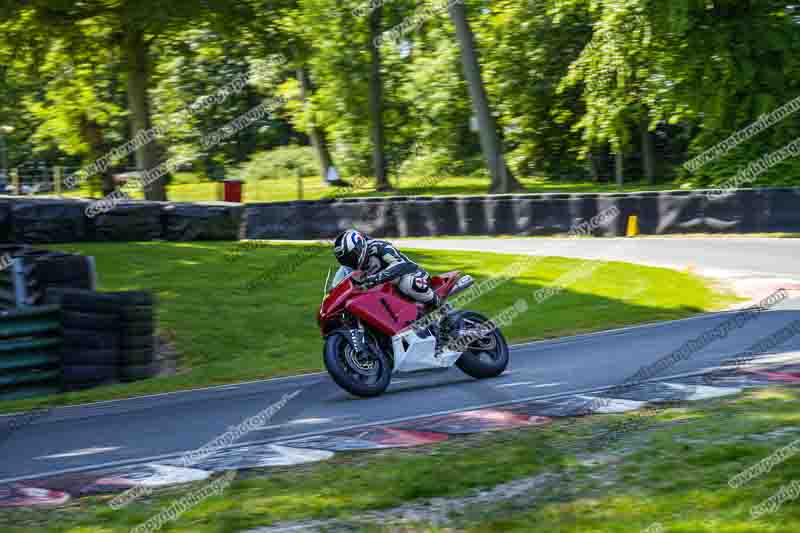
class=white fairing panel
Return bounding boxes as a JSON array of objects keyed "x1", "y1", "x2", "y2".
[{"x1": 391, "y1": 329, "x2": 461, "y2": 373}]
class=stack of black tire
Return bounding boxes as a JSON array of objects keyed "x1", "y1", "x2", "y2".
[
  {"x1": 116, "y1": 291, "x2": 160, "y2": 382},
  {"x1": 28, "y1": 253, "x2": 94, "y2": 301},
  {"x1": 58, "y1": 291, "x2": 120, "y2": 391},
  {"x1": 45, "y1": 289, "x2": 160, "y2": 391}
]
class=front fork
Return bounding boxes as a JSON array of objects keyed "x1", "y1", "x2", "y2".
[
  {"x1": 341, "y1": 321, "x2": 369, "y2": 354},
  {"x1": 339, "y1": 319, "x2": 395, "y2": 369}
]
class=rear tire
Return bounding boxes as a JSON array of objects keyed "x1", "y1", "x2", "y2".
[
  {"x1": 323, "y1": 331, "x2": 391, "y2": 398},
  {"x1": 454, "y1": 311, "x2": 510, "y2": 379}
]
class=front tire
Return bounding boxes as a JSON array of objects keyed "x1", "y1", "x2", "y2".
[
  {"x1": 323, "y1": 331, "x2": 392, "y2": 397},
  {"x1": 454, "y1": 311, "x2": 510, "y2": 379}
]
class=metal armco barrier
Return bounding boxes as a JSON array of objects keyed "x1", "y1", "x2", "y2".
[
  {"x1": 0, "y1": 187, "x2": 799, "y2": 242},
  {"x1": 163, "y1": 202, "x2": 245, "y2": 241},
  {"x1": 0, "y1": 197, "x2": 244, "y2": 244},
  {"x1": 0, "y1": 305, "x2": 62, "y2": 400},
  {"x1": 10, "y1": 198, "x2": 89, "y2": 243},
  {"x1": 92, "y1": 203, "x2": 164, "y2": 241},
  {"x1": 244, "y1": 187, "x2": 800, "y2": 239},
  {"x1": 763, "y1": 188, "x2": 800, "y2": 233}
]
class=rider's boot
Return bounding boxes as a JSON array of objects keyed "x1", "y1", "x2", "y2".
[{"x1": 424, "y1": 294, "x2": 455, "y2": 349}]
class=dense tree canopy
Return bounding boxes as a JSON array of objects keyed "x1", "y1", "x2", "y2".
[{"x1": 1, "y1": 0, "x2": 798, "y2": 198}]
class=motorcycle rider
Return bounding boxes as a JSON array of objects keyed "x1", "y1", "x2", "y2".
[{"x1": 332, "y1": 229, "x2": 443, "y2": 314}]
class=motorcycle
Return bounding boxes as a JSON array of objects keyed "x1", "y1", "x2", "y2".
[{"x1": 318, "y1": 265, "x2": 510, "y2": 397}]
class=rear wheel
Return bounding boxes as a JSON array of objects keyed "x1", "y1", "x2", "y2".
[
  {"x1": 323, "y1": 330, "x2": 391, "y2": 397},
  {"x1": 454, "y1": 311, "x2": 509, "y2": 379}
]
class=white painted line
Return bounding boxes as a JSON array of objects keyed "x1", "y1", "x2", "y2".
[
  {"x1": 291, "y1": 417, "x2": 331, "y2": 425},
  {"x1": 495, "y1": 381, "x2": 564, "y2": 389},
  {"x1": 36, "y1": 447, "x2": 121, "y2": 460},
  {"x1": 253, "y1": 416, "x2": 356, "y2": 432},
  {"x1": 96, "y1": 464, "x2": 211, "y2": 486},
  {"x1": 495, "y1": 381, "x2": 539, "y2": 388},
  {"x1": 574, "y1": 395, "x2": 645, "y2": 413},
  {"x1": 703, "y1": 351, "x2": 800, "y2": 375},
  {"x1": 663, "y1": 383, "x2": 741, "y2": 401}
]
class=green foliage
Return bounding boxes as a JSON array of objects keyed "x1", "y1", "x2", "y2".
[
  {"x1": 237, "y1": 145, "x2": 319, "y2": 181},
  {"x1": 2, "y1": 0, "x2": 800, "y2": 192},
  {"x1": 398, "y1": 146, "x2": 486, "y2": 179}
]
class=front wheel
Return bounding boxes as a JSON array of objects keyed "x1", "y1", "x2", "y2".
[
  {"x1": 323, "y1": 330, "x2": 392, "y2": 397},
  {"x1": 454, "y1": 311, "x2": 510, "y2": 379}
]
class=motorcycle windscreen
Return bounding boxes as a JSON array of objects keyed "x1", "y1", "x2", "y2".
[{"x1": 345, "y1": 290, "x2": 420, "y2": 336}]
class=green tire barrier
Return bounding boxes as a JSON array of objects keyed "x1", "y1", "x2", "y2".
[{"x1": 0, "y1": 305, "x2": 62, "y2": 401}]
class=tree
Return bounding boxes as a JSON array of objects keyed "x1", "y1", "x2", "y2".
[
  {"x1": 368, "y1": 5, "x2": 391, "y2": 191},
  {"x1": 232, "y1": 0, "x2": 339, "y2": 183},
  {"x1": 121, "y1": 24, "x2": 165, "y2": 199},
  {"x1": 448, "y1": 1, "x2": 521, "y2": 193},
  {"x1": 2, "y1": 0, "x2": 246, "y2": 200},
  {"x1": 476, "y1": 0, "x2": 591, "y2": 181},
  {"x1": 10, "y1": 13, "x2": 126, "y2": 197},
  {"x1": 297, "y1": 66, "x2": 335, "y2": 182}
]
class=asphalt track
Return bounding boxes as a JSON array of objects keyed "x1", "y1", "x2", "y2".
[
  {"x1": 1, "y1": 237, "x2": 799, "y2": 484},
  {"x1": 394, "y1": 237, "x2": 800, "y2": 279}
]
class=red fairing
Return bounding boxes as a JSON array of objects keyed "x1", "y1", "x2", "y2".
[
  {"x1": 318, "y1": 270, "x2": 463, "y2": 337},
  {"x1": 318, "y1": 275, "x2": 356, "y2": 335},
  {"x1": 345, "y1": 284, "x2": 420, "y2": 336}
]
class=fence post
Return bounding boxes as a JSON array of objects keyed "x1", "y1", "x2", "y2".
[
  {"x1": 297, "y1": 175, "x2": 304, "y2": 201},
  {"x1": 10, "y1": 167, "x2": 19, "y2": 195},
  {"x1": 54, "y1": 166, "x2": 62, "y2": 195}
]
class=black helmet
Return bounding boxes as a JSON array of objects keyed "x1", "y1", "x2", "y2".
[{"x1": 333, "y1": 229, "x2": 368, "y2": 270}]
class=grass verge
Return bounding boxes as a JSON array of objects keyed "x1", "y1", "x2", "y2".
[{"x1": 0, "y1": 242, "x2": 737, "y2": 413}]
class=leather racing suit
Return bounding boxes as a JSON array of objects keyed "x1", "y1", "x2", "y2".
[{"x1": 359, "y1": 239, "x2": 438, "y2": 307}]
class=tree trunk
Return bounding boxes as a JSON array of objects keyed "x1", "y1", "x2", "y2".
[
  {"x1": 640, "y1": 115, "x2": 656, "y2": 185},
  {"x1": 587, "y1": 149, "x2": 600, "y2": 182},
  {"x1": 615, "y1": 150, "x2": 624, "y2": 189},
  {"x1": 297, "y1": 66, "x2": 335, "y2": 183},
  {"x1": 123, "y1": 27, "x2": 167, "y2": 201},
  {"x1": 448, "y1": 2, "x2": 522, "y2": 194},
  {"x1": 80, "y1": 115, "x2": 115, "y2": 197},
  {"x1": 368, "y1": 6, "x2": 391, "y2": 191}
]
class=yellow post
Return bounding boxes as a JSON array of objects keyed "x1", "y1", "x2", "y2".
[{"x1": 626, "y1": 215, "x2": 639, "y2": 237}]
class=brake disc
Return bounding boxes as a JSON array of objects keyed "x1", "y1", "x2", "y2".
[{"x1": 343, "y1": 341, "x2": 379, "y2": 375}]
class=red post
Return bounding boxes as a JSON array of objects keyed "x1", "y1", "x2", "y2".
[{"x1": 223, "y1": 179, "x2": 244, "y2": 203}]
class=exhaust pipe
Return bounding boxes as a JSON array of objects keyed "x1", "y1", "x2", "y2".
[{"x1": 447, "y1": 274, "x2": 474, "y2": 298}]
